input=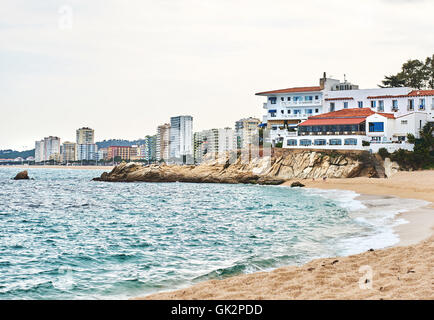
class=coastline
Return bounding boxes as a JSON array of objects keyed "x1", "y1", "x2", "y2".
[
  {"x1": 139, "y1": 170, "x2": 434, "y2": 300},
  {"x1": 0, "y1": 165, "x2": 114, "y2": 170}
]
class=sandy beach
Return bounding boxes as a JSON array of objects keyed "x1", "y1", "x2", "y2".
[{"x1": 141, "y1": 170, "x2": 434, "y2": 300}]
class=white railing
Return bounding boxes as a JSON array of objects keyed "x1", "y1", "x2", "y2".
[
  {"x1": 280, "y1": 100, "x2": 321, "y2": 107},
  {"x1": 268, "y1": 114, "x2": 308, "y2": 120}
]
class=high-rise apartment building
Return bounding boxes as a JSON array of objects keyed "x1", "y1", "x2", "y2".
[
  {"x1": 169, "y1": 115, "x2": 193, "y2": 163},
  {"x1": 76, "y1": 127, "x2": 95, "y2": 144},
  {"x1": 234, "y1": 118, "x2": 261, "y2": 150},
  {"x1": 156, "y1": 123, "x2": 171, "y2": 162},
  {"x1": 62, "y1": 141, "x2": 77, "y2": 163},
  {"x1": 43, "y1": 136, "x2": 61, "y2": 161},
  {"x1": 35, "y1": 140, "x2": 45, "y2": 163},
  {"x1": 76, "y1": 127, "x2": 97, "y2": 161}
]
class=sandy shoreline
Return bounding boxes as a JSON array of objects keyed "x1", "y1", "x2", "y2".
[
  {"x1": 0, "y1": 165, "x2": 114, "y2": 170},
  {"x1": 140, "y1": 170, "x2": 434, "y2": 300}
]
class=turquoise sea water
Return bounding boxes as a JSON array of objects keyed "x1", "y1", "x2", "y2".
[{"x1": 0, "y1": 167, "x2": 416, "y2": 299}]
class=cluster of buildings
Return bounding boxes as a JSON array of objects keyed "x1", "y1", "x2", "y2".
[
  {"x1": 33, "y1": 72, "x2": 429, "y2": 166},
  {"x1": 35, "y1": 127, "x2": 98, "y2": 163},
  {"x1": 33, "y1": 116, "x2": 263, "y2": 165},
  {"x1": 258, "y1": 73, "x2": 434, "y2": 152}
]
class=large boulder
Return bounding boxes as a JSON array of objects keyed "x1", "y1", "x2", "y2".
[
  {"x1": 13, "y1": 170, "x2": 30, "y2": 180},
  {"x1": 290, "y1": 181, "x2": 305, "y2": 188}
]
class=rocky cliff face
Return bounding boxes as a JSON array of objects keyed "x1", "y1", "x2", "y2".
[{"x1": 93, "y1": 149, "x2": 380, "y2": 184}]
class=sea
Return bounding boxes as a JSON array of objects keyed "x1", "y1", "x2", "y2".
[{"x1": 0, "y1": 167, "x2": 428, "y2": 299}]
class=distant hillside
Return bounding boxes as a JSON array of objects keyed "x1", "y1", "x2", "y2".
[
  {"x1": 96, "y1": 139, "x2": 147, "y2": 149},
  {"x1": 0, "y1": 149, "x2": 35, "y2": 159}
]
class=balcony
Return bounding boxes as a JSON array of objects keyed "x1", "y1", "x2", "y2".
[
  {"x1": 267, "y1": 113, "x2": 308, "y2": 120},
  {"x1": 280, "y1": 100, "x2": 321, "y2": 107},
  {"x1": 263, "y1": 103, "x2": 268, "y2": 109}
]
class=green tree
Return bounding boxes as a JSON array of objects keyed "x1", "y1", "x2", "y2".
[
  {"x1": 379, "y1": 74, "x2": 405, "y2": 88},
  {"x1": 424, "y1": 54, "x2": 434, "y2": 89},
  {"x1": 399, "y1": 59, "x2": 428, "y2": 89}
]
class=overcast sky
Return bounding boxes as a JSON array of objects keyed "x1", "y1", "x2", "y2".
[{"x1": 1, "y1": 0, "x2": 433, "y2": 150}]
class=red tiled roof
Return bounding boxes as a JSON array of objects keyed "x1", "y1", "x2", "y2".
[
  {"x1": 298, "y1": 108, "x2": 394, "y2": 126},
  {"x1": 377, "y1": 113, "x2": 395, "y2": 119},
  {"x1": 299, "y1": 118, "x2": 366, "y2": 126},
  {"x1": 368, "y1": 89, "x2": 434, "y2": 99},
  {"x1": 255, "y1": 86, "x2": 322, "y2": 95},
  {"x1": 309, "y1": 108, "x2": 375, "y2": 118},
  {"x1": 408, "y1": 89, "x2": 434, "y2": 96},
  {"x1": 325, "y1": 97, "x2": 354, "y2": 101}
]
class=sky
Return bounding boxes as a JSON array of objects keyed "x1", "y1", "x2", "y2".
[{"x1": 1, "y1": 0, "x2": 433, "y2": 150}]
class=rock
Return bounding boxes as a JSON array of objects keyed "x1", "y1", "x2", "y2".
[
  {"x1": 384, "y1": 157, "x2": 400, "y2": 178},
  {"x1": 290, "y1": 181, "x2": 305, "y2": 188},
  {"x1": 331, "y1": 259, "x2": 339, "y2": 265},
  {"x1": 13, "y1": 170, "x2": 30, "y2": 180},
  {"x1": 92, "y1": 149, "x2": 379, "y2": 185}
]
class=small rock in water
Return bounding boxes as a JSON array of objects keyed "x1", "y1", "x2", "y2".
[
  {"x1": 13, "y1": 170, "x2": 30, "y2": 180},
  {"x1": 290, "y1": 181, "x2": 305, "y2": 188}
]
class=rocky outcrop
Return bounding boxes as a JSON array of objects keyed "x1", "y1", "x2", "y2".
[
  {"x1": 384, "y1": 157, "x2": 400, "y2": 178},
  {"x1": 13, "y1": 170, "x2": 30, "y2": 180},
  {"x1": 290, "y1": 181, "x2": 305, "y2": 187},
  {"x1": 93, "y1": 149, "x2": 381, "y2": 184}
]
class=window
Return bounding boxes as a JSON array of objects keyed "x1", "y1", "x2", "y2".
[
  {"x1": 432, "y1": 98, "x2": 434, "y2": 109},
  {"x1": 294, "y1": 109, "x2": 301, "y2": 115},
  {"x1": 369, "y1": 122, "x2": 384, "y2": 132},
  {"x1": 281, "y1": 97, "x2": 285, "y2": 101},
  {"x1": 269, "y1": 109, "x2": 276, "y2": 117},
  {"x1": 287, "y1": 97, "x2": 291, "y2": 101},
  {"x1": 300, "y1": 139, "x2": 312, "y2": 146},
  {"x1": 314, "y1": 139, "x2": 326, "y2": 145},
  {"x1": 305, "y1": 96, "x2": 313, "y2": 101},
  {"x1": 270, "y1": 97, "x2": 277, "y2": 104},
  {"x1": 344, "y1": 102, "x2": 348, "y2": 109},
  {"x1": 287, "y1": 139, "x2": 297, "y2": 146},
  {"x1": 330, "y1": 102, "x2": 335, "y2": 112},
  {"x1": 371, "y1": 101, "x2": 376, "y2": 108},
  {"x1": 378, "y1": 100, "x2": 384, "y2": 112},
  {"x1": 315, "y1": 108, "x2": 319, "y2": 113},
  {"x1": 419, "y1": 98, "x2": 425, "y2": 110},
  {"x1": 358, "y1": 101, "x2": 363, "y2": 108},
  {"x1": 306, "y1": 109, "x2": 313, "y2": 114},
  {"x1": 315, "y1": 95, "x2": 319, "y2": 100},
  {"x1": 408, "y1": 99, "x2": 414, "y2": 110},
  {"x1": 392, "y1": 100, "x2": 398, "y2": 109},
  {"x1": 281, "y1": 110, "x2": 284, "y2": 114},
  {"x1": 329, "y1": 139, "x2": 342, "y2": 145},
  {"x1": 401, "y1": 120, "x2": 408, "y2": 125},
  {"x1": 344, "y1": 138, "x2": 357, "y2": 145},
  {"x1": 287, "y1": 109, "x2": 291, "y2": 114}
]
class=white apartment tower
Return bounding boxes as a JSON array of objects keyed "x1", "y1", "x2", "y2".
[{"x1": 169, "y1": 115, "x2": 193, "y2": 163}]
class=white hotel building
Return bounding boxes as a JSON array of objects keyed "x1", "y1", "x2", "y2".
[{"x1": 257, "y1": 73, "x2": 434, "y2": 152}]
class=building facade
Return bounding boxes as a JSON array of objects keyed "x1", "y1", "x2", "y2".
[
  {"x1": 43, "y1": 136, "x2": 61, "y2": 161},
  {"x1": 156, "y1": 123, "x2": 171, "y2": 162},
  {"x1": 257, "y1": 73, "x2": 434, "y2": 152},
  {"x1": 76, "y1": 127, "x2": 95, "y2": 144},
  {"x1": 169, "y1": 115, "x2": 193, "y2": 163},
  {"x1": 35, "y1": 140, "x2": 45, "y2": 163},
  {"x1": 234, "y1": 117, "x2": 261, "y2": 150},
  {"x1": 62, "y1": 141, "x2": 77, "y2": 163},
  {"x1": 256, "y1": 73, "x2": 359, "y2": 145},
  {"x1": 107, "y1": 146, "x2": 132, "y2": 161},
  {"x1": 77, "y1": 143, "x2": 98, "y2": 161}
]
